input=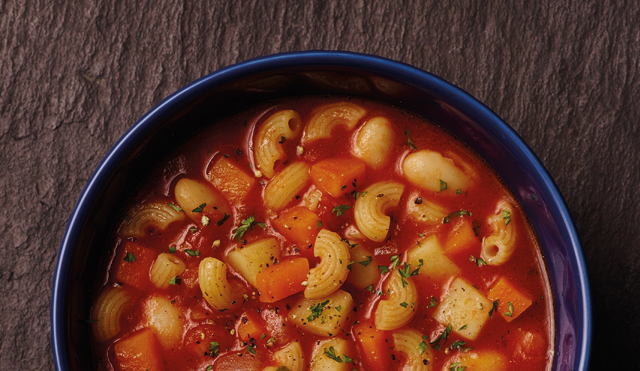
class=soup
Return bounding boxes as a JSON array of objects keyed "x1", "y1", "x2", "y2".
[{"x1": 90, "y1": 97, "x2": 554, "y2": 370}]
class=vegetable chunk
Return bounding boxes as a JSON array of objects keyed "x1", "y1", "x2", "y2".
[
  {"x1": 113, "y1": 328, "x2": 164, "y2": 371},
  {"x1": 310, "y1": 157, "x2": 366, "y2": 198},
  {"x1": 433, "y1": 277, "x2": 492, "y2": 340},
  {"x1": 256, "y1": 257, "x2": 309, "y2": 303},
  {"x1": 352, "y1": 322, "x2": 391, "y2": 371},
  {"x1": 288, "y1": 289, "x2": 355, "y2": 337},
  {"x1": 487, "y1": 276, "x2": 533, "y2": 321},
  {"x1": 271, "y1": 206, "x2": 321, "y2": 259},
  {"x1": 112, "y1": 242, "x2": 156, "y2": 291},
  {"x1": 208, "y1": 156, "x2": 256, "y2": 204}
]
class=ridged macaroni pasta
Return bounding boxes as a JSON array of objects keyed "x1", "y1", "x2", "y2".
[
  {"x1": 374, "y1": 269, "x2": 418, "y2": 330},
  {"x1": 354, "y1": 181, "x2": 405, "y2": 241},
  {"x1": 119, "y1": 201, "x2": 185, "y2": 237},
  {"x1": 264, "y1": 161, "x2": 310, "y2": 211},
  {"x1": 305, "y1": 229, "x2": 350, "y2": 299},
  {"x1": 254, "y1": 110, "x2": 303, "y2": 179},
  {"x1": 481, "y1": 199, "x2": 517, "y2": 265},
  {"x1": 302, "y1": 102, "x2": 366, "y2": 143}
]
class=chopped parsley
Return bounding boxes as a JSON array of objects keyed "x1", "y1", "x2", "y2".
[
  {"x1": 217, "y1": 213, "x2": 230, "y2": 226},
  {"x1": 400, "y1": 302, "x2": 409, "y2": 308},
  {"x1": 451, "y1": 340, "x2": 474, "y2": 352},
  {"x1": 404, "y1": 128, "x2": 418, "y2": 150},
  {"x1": 411, "y1": 259, "x2": 424, "y2": 276},
  {"x1": 260, "y1": 333, "x2": 266, "y2": 340},
  {"x1": 208, "y1": 341, "x2": 220, "y2": 357},
  {"x1": 123, "y1": 252, "x2": 136, "y2": 263},
  {"x1": 224, "y1": 153, "x2": 230, "y2": 158},
  {"x1": 206, "y1": 366, "x2": 213, "y2": 370},
  {"x1": 504, "y1": 302, "x2": 514, "y2": 317},
  {"x1": 336, "y1": 305, "x2": 342, "y2": 312},
  {"x1": 232, "y1": 215, "x2": 262, "y2": 241},
  {"x1": 469, "y1": 255, "x2": 487, "y2": 266},
  {"x1": 323, "y1": 346, "x2": 343, "y2": 362},
  {"x1": 190, "y1": 226, "x2": 197, "y2": 233},
  {"x1": 450, "y1": 362, "x2": 467, "y2": 371},
  {"x1": 443, "y1": 210, "x2": 471, "y2": 224},
  {"x1": 346, "y1": 260, "x2": 355, "y2": 271},
  {"x1": 344, "y1": 354, "x2": 353, "y2": 363},
  {"x1": 430, "y1": 324, "x2": 452, "y2": 350},
  {"x1": 418, "y1": 339, "x2": 429, "y2": 354},
  {"x1": 166, "y1": 203, "x2": 183, "y2": 212},
  {"x1": 503, "y1": 210, "x2": 511, "y2": 226},
  {"x1": 342, "y1": 239, "x2": 358, "y2": 248},
  {"x1": 489, "y1": 300, "x2": 499, "y2": 319},
  {"x1": 247, "y1": 344, "x2": 257, "y2": 354},
  {"x1": 456, "y1": 189, "x2": 463, "y2": 194},
  {"x1": 307, "y1": 300, "x2": 330, "y2": 322},
  {"x1": 168, "y1": 276, "x2": 181, "y2": 285},
  {"x1": 185, "y1": 249, "x2": 200, "y2": 257},
  {"x1": 256, "y1": 222, "x2": 267, "y2": 229},
  {"x1": 359, "y1": 256, "x2": 373, "y2": 267},
  {"x1": 364, "y1": 284, "x2": 374, "y2": 292},
  {"x1": 390, "y1": 255, "x2": 401, "y2": 269},
  {"x1": 398, "y1": 262, "x2": 411, "y2": 287},
  {"x1": 429, "y1": 296, "x2": 438, "y2": 308},
  {"x1": 331, "y1": 205, "x2": 352, "y2": 217},
  {"x1": 459, "y1": 324, "x2": 468, "y2": 330},
  {"x1": 317, "y1": 220, "x2": 323, "y2": 230},
  {"x1": 438, "y1": 179, "x2": 448, "y2": 192},
  {"x1": 192, "y1": 203, "x2": 206, "y2": 213},
  {"x1": 378, "y1": 265, "x2": 390, "y2": 274}
]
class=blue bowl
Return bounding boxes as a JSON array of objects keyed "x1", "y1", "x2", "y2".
[{"x1": 51, "y1": 51, "x2": 591, "y2": 370}]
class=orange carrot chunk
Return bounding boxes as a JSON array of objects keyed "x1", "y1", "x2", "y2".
[
  {"x1": 112, "y1": 242, "x2": 156, "y2": 290},
  {"x1": 114, "y1": 328, "x2": 164, "y2": 371},
  {"x1": 487, "y1": 277, "x2": 533, "y2": 322},
  {"x1": 310, "y1": 157, "x2": 367, "y2": 198},
  {"x1": 271, "y1": 207, "x2": 320, "y2": 259},
  {"x1": 236, "y1": 310, "x2": 269, "y2": 344},
  {"x1": 443, "y1": 217, "x2": 480, "y2": 261},
  {"x1": 353, "y1": 322, "x2": 391, "y2": 371},
  {"x1": 208, "y1": 156, "x2": 256, "y2": 204},
  {"x1": 256, "y1": 257, "x2": 309, "y2": 303}
]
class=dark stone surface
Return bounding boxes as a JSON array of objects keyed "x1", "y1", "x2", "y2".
[{"x1": 0, "y1": 0, "x2": 637, "y2": 369}]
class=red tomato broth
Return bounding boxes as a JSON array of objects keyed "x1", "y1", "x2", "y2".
[{"x1": 91, "y1": 96, "x2": 554, "y2": 370}]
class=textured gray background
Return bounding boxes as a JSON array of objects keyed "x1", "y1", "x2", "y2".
[{"x1": 1, "y1": 0, "x2": 638, "y2": 369}]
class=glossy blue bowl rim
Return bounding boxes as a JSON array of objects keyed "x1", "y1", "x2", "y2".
[{"x1": 51, "y1": 50, "x2": 591, "y2": 370}]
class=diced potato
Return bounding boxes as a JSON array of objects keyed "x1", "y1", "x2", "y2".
[
  {"x1": 208, "y1": 156, "x2": 256, "y2": 204},
  {"x1": 113, "y1": 328, "x2": 164, "y2": 371},
  {"x1": 226, "y1": 237, "x2": 281, "y2": 287},
  {"x1": 143, "y1": 295, "x2": 184, "y2": 349},
  {"x1": 433, "y1": 277, "x2": 492, "y2": 340},
  {"x1": 288, "y1": 289, "x2": 355, "y2": 337},
  {"x1": 346, "y1": 245, "x2": 379, "y2": 290},
  {"x1": 310, "y1": 337, "x2": 353, "y2": 371},
  {"x1": 406, "y1": 235, "x2": 460, "y2": 284},
  {"x1": 447, "y1": 349, "x2": 508, "y2": 371}
]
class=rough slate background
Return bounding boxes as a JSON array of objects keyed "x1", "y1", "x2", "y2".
[{"x1": 1, "y1": 0, "x2": 638, "y2": 369}]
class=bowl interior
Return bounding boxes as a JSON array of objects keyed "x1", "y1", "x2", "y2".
[{"x1": 51, "y1": 51, "x2": 590, "y2": 371}]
